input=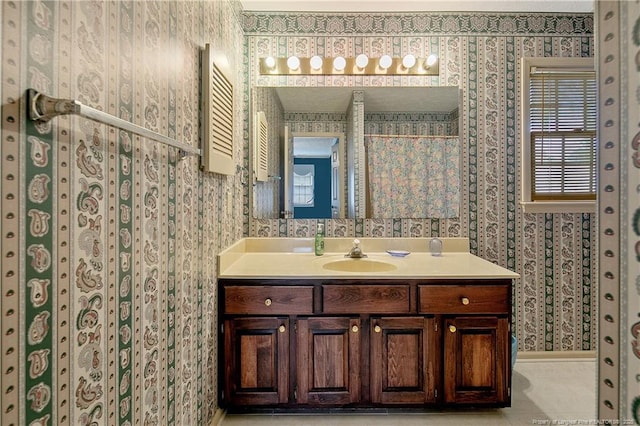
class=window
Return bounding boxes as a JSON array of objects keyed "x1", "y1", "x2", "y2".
[
  {"x1": 520, "y1": 57, "x2": 596, "y2": 213},
  {"x1": 293, "y1": 164, "x2": 315, "y2": 207}
]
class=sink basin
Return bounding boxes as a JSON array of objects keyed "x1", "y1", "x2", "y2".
[{"x1": 322, "y1": 258, "x2": 397, "y2": 273}]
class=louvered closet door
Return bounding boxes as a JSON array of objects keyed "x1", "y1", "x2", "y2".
[{"x1": 202, "y1": 43, "x2": 234, "y2": 175}]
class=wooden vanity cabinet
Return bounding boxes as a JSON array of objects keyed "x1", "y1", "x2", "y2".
[
  {"x1": 220, "y1": 278, "x2": 512, "y2": 410},
  {"x1": 222, "y1": 316, "x2": 290, "y2": 406},
  {"x1": 419, "y1": 281, "x2": 512, "y2": 406},
  {"x1": 221, "y1": 284, "x2": 314, "y2": 406},
  {"x1": 296, "y1": 316, "x2": 361, "y2": 405},
  {"x1": 369, "y1": 316, "x2": 438, "y2": 404},
  {"x1": 442, "y1": 316, "x2": 509, "y2": 404}
]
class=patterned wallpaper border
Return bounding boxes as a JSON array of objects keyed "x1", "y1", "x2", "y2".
[{"x1": 242, "y1": 12, "x2": 594, "y2": 36}]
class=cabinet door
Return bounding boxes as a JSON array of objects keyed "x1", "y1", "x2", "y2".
[
  {"x1": 296, "y1": 317, "x2": 361, "y2": 405},
  {"x1": 223, "y1": 317, "x2": 289, "y2": 406},
  {"x1": 443, "y1": 316, "x2": 510, "y2": 405},
  {"x1": 370, "y1": 317, "x2": 437, "y2": 404}
]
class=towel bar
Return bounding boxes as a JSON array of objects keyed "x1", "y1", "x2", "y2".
[{"x1": 27, "y1": 89, "x2": 201, "y2": 159}]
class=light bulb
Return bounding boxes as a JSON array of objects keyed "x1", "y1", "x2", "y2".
[
  {"x1": 333, "y1": 56, "x2": 346, "y2": 71},
  {"x1": 264, "y1": 56, "x2": 276, "y2": 69},
  {"x1": 355, "y1": 54, "x2": 369, "y2": 69},
  {"x1": 402, "y1": 54, "x2": 416, "y2": 69},
  {"x1": 287, "y1": 56, "x2": 300, "y2": 70},
  {"x1": 425, "y1": 54, "x2": 438, "y2": 68},
  {"x1": 379, "y1": 55, "x2": 392, "y2": 69},
  {"x1": 310, "y1": 55, "x2": 323, "y2": 70}
]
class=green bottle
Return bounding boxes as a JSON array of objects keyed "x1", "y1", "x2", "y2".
[{"x1": 314, "y1": 223, "x2": 325, "y2": 256}]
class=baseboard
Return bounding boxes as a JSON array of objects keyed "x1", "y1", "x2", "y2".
[
  {"x1": 211, "y1": 408, "x2": 226, "y2": 426},
  {"x1": 516, "y1": 350, "x2": 596, "y2": 361}
]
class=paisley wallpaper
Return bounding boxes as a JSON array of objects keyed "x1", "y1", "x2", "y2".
[
  {"x1": 596, "y1": 1, "x2": 640, "y2": 422},
  {"x1": 1, "y1": 0, "x2": 244, "y2": 425},
  {"x1": 7, "y1": 1, "x2": 633, "y2": 425},
  {"x1": 244, "y1": 11, "x2": 597, "y2": 356}
]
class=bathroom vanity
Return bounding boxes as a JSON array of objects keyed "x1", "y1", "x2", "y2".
[{"x1": 217, "y1": 238, "x2": 519, "y2": 411}]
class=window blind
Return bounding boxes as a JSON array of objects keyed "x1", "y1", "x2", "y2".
[
  {"x1": 293, "y1": 165, "x2": 315, "y2": 207},
  {"x1": 529, "y1": 69, "x2": 596, "y2": 200}
]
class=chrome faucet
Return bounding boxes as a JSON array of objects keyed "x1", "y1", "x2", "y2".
[{"x1": 345, "y1": 239, "x2": 367, "y2": 258}]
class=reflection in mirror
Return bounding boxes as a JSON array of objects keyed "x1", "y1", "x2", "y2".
[
  {"x1": 290, "y1": 134, "x2": 345, "y2": 219},
  {"x1": 251, "y1": 86, "x2": 460, "y2": 220}
]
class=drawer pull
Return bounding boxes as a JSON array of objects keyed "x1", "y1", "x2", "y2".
[
  {"x1": 374, "y1": 325, "x2": 382, "y2": 333},
  {"x1": 351, "y1": 325, "x2": 359, "y2": 333},
  {"x1": 448, "y1": 324, "x2": 457, "y2": 333},
  {"x1": 461, "y1": 297, "x2": 470, "y2": 305},
  {"x1": 264, "y1": 298, "x2": 272, "y2": 306},
  {"x1": 278, "y1": 325, "x2": 286, "y2": 333}
]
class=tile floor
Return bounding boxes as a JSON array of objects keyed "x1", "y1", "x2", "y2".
[{"x1": 220, "y1": 358, "x2": 597, "y2": 426}]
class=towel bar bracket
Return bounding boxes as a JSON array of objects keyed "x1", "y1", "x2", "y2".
[{"x1": 28, "y1": 89, "x2": 79, "y2": 122}]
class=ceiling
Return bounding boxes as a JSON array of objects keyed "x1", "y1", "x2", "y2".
[
  {"x1": 275, "y1": 87, "x2": 459, "y2": 113},
  {"x1": 240, "y1": 0, "x2": 593, "y2": 13},
  {"x1": 277, "y1": 87, "x2": 459, "y2": 158}
]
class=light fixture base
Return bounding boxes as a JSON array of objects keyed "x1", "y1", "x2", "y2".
[{"x1": 259, "y1": 56, "x2": 439, "y2": 76}]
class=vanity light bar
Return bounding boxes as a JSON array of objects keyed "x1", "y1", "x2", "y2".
[{"x1": 259, "y1": 55, "x2": 439, "y2": 76}]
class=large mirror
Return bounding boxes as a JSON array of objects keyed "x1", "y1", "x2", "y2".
[{"x1": 251, "y1": 86, "x2": 460, "y2": 219}]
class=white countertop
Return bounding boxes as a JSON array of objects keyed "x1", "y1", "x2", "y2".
[{"x1": 218, "y1": 238, "x2": 519, "y2": 280}]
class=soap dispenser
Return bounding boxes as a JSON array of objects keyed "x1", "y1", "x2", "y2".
[
  {"x1": 429, "y1": 237, "x2": 443, "y2": 256},
  {"x1": 314, "y1": 223, "x2": 325, "y2": 256}
]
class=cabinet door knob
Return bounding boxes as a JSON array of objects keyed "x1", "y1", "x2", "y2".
[
  {"x1": 448, "y1": 324, "x2": 457, "y2": 333},
  {"x1": 264, "y1": 298, "x2": 272, "y2": 306},
  {"x1": 278, "y1": 325, "x2": 286, "y2": 333},
  {"x1": 461, "y1": 297, "x2": 470, "y2": 305},
  {"x1": 374, "y1": 325, "x2": 382, "y2": 333},
  {"x1": 351, "y1": 325, "x2": 359, "y2": 333}
]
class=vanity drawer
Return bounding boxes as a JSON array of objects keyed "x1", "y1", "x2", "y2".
[
  {"x1": 322, "y1": 284, "x2": 411, "y2": 314},
  {"x1": 224, "y1": 286, "x2": 314, "y2": 315},
  {"x1": 418, "y1": 285, "x2": 509, "y2": 314}
]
